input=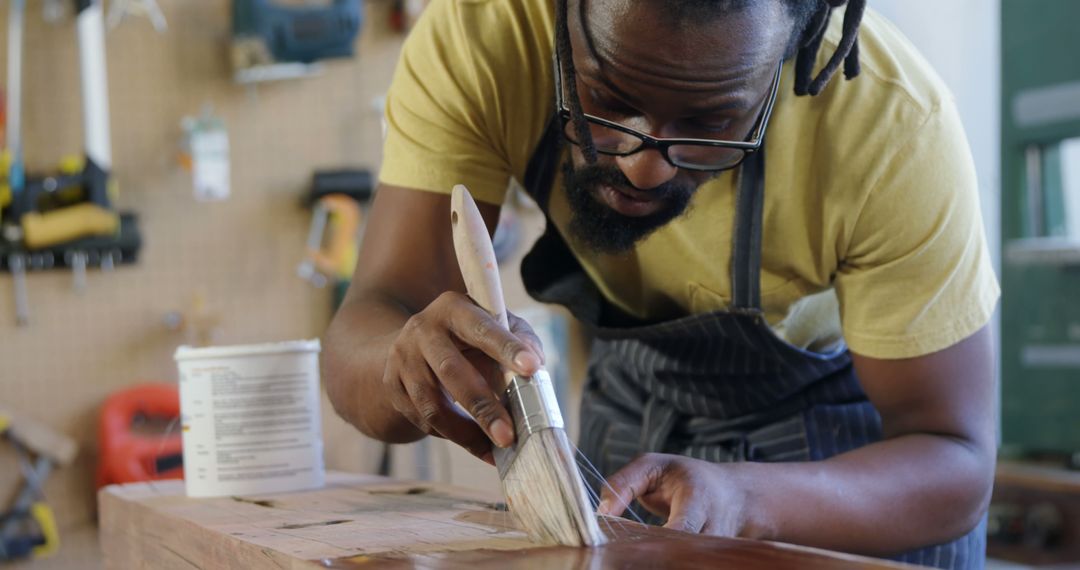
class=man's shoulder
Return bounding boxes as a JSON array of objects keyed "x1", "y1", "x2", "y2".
[
  {"x1": 768, "y1": 7, "x2": 966, "y2": 195},
  {"x1": 825, "y1": 7, "x2": 952, "y2": 116},
  {"x1": 424, "y1": 0, "x2": 553, "y2": 47},
  {"x1": 413, "y1": 0, "x2": 555, "y2": 106},
  {"x1": 382, "y1": 0, "x2": 556, "y2": 201}
]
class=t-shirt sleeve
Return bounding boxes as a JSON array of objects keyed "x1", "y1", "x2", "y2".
[
  {"x1": 835, "y1": 98, "x2": 1000, "y2": 359},
  {"x1": 378, "y1": 0, "x2": 550, "y2": 205}
]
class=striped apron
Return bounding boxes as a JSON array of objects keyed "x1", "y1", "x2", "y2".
[{"x1": 518, "y1": 118, "x2": 986, "y2": 569}]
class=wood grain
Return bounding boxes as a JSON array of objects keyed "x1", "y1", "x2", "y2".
[{"x1": 99, "y1": 471, "x2": 917, "y2": 569}]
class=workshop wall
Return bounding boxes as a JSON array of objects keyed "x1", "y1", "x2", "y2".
[{"x1": 0, "y1": 0, "x2": 405, "y2": 561}]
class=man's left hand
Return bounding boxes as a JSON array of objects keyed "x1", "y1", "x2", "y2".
[{"x1": 597, "y1": 453, "x2": 765, "y2": 537}]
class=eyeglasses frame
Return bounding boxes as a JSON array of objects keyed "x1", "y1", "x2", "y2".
[{"x1": 553, "y1": 49, "x2": 784, "y2": 172}]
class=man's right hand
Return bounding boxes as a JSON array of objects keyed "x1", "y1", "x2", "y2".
[{"x1": 382, "y1": 290, "x2": 544, "y2": 464}]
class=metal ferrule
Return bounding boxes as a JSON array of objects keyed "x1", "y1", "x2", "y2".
[{"x1": 493, "y1": 369, "x2": 564, "y2": 479}]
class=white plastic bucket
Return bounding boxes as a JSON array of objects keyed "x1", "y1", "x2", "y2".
[{"x1": 174, "y1": 339, "x2": 324, "y2": 497}]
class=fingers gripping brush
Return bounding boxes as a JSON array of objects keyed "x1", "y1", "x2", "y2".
[{"x1": 450, "y1": 184, "x2": 605, "y2": 547}]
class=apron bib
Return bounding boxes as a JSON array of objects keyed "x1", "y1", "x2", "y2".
[{"x1": 516, "y1": 116, "x2": 985, "y2": 569}]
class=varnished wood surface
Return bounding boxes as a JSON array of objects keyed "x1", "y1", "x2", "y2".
[{"x1": 99, "y1": 471, "x2": 917, "y2": 569}]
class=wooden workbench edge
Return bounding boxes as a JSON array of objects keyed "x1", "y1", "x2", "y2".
[{"x1": 98, "y1": 485, "x2": 320, "y2": 570}]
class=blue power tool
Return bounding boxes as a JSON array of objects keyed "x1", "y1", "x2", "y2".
[{"x1": 231, "y1": 0, "x2": 363, "y2": 66}]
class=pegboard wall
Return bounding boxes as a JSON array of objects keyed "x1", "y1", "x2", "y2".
[{"x1": 0, "y1": 0, "x2": 404, "y2": 559}]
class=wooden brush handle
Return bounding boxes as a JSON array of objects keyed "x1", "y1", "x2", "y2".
[{"x1": 451, "y1": 184, "x2": 510, "y2": 331}]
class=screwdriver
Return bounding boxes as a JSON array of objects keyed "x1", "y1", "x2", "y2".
[{"x1": 7, "y1": 253, "x2": 29, "y2": 326}]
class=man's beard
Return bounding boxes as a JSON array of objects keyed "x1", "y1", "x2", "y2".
[{"x1": 563, "y1": 162, "x2": 697, "y2": 254}]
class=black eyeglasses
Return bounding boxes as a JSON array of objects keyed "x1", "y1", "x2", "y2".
[{"x1": 554, "y1": 52, "x2": 783, "y2": 172}]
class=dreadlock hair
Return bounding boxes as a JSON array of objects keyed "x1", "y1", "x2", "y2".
[
  {"x1": 556, "y1": 0, "x2": 599, "y2": 163},
  {"x1": 555, "y1": 0, "x2": 868, "y2": 163},
  {"x1": 793, "y1": 0, "x2": 867, "y2": 95}
]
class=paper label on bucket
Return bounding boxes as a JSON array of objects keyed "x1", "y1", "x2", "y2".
[{"x1": 176, "y1": 341, "x2": 324, "y2": 497}]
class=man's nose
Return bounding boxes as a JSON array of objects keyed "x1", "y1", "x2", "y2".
[{"x1": 615, "y1": 148, "x2": 678, "y2": 190}]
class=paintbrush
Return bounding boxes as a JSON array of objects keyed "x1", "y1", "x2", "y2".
[{"x1": 450, "y1": 184, "x2": 605, "y2": 547}]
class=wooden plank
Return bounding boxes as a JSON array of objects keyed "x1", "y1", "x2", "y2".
[
  {"x1": 99, "y1": 471, "x2": 917, "y2": 569},
  {"x1": 995, "y1": 461, "x2": 1080, "y2": 495},
  {"x1": 1, "y1": 408, "x2": 78, "y2": 466}
]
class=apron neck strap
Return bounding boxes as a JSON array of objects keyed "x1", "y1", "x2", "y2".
[{"x1": 730, "y1": 149, "x2": 766, "y2": 312}]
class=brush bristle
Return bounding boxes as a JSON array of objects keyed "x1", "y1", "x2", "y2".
[{"x1": 502, "y1": 428, "x2": 606, "y2": 547}]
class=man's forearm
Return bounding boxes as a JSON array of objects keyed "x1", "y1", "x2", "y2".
[
  {"x1": 322, "y1": 292, "x2": 424, "y2": 443},
  {"x1": 739, "y1": 433, "x2": 994, "y2": 556}
]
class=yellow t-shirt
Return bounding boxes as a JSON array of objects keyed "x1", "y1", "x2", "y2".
[{"x1": 380, "y1": 0, "x2": 1000, "y2": 360}]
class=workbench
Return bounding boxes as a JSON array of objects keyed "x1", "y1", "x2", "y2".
[{"x1": 99, "y1": 471, "x2": 916, "y2": 569}]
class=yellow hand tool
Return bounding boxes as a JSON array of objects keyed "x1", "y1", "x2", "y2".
[
  {"x1": 297, "y1": 194, "x2": 361, "y2": 288},
  {"x1": 0, "y1": 410, "x2": 77, "y2": 562}
]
